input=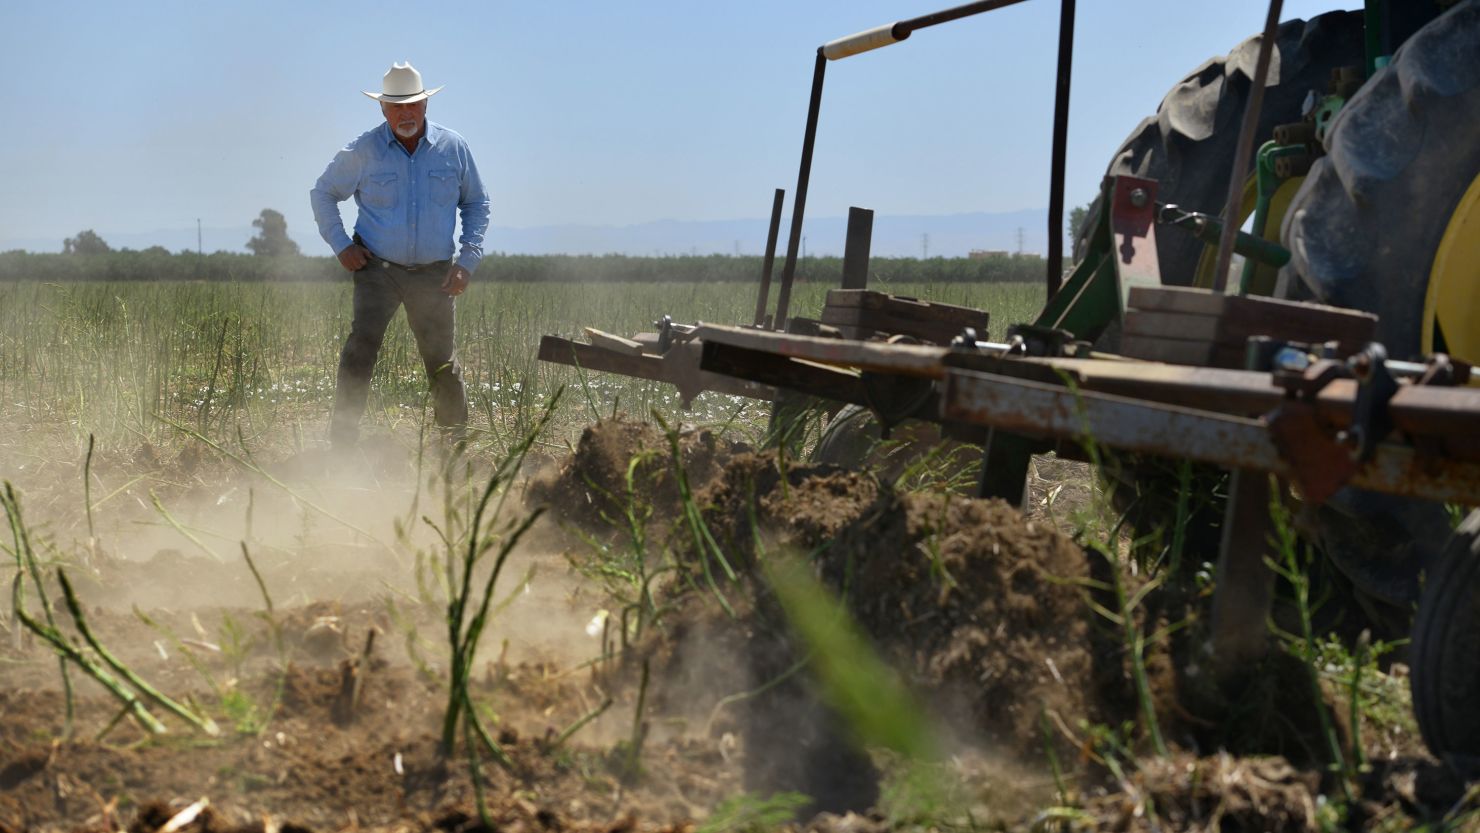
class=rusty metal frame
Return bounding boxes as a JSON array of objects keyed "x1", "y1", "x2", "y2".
[
  {"x1": 537, "y1": 336, "x2": 776, "y2": 407},
  {"x1": 937, "y1": 367, "x2": 1480, "y2": 505}
]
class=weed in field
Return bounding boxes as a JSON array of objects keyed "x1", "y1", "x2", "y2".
[{"x1": 698, "y1": 791, "x2": 811, "y2": 833}]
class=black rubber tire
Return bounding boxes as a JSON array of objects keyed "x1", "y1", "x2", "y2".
[
  {"x1": 1411, "y1": 510, "x2": 1480, "y2": 762},
  {"x1": 1083, "y1": 10, "x2": 1366, "y2": 284},
  {"x1": 1280, "y1": 0, "x2": 1480, "y2": 361}
]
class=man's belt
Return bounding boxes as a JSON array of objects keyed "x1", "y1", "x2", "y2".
[
  {"x1": 375, "y1": 256, "x2": 450, "y2": 273},
  {"x1": 353, "y1": 234, "x2": 450, "y2": 273}
]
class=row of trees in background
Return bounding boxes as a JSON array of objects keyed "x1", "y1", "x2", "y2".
[
  {"x1": 0, "y1": 249, "x2": 1047, "y2": 284},
  {"x1": 10, "y1": 207, "x2": 1050, "y2": 283}
]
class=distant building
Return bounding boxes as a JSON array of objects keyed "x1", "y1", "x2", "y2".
[{"x1": 968, "y1": 249, "x2": 1011, "y2": 260}]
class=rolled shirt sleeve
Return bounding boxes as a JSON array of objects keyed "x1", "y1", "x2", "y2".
[
  {"x1": 455, "y1": 147, "x2": 491, "y2": 274},
  {"x1": 309, "y1": 145, "x2": 362, "y2": 256}
]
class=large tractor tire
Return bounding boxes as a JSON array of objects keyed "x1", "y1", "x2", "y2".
[
  {"x1": 1087, "y1": 10, "x2": 1365, "y2": 285},
  {"x1": 1411, "y1": 510, "x2": 1480, "y2": 765},
  {"x1": 1278, "y1": 0, "x2": 1479, "y2": 623},
  {"x1": 1280, "y1": 0, "x2": 1480, "y2": 365}
]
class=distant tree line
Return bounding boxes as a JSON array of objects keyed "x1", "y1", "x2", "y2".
[
  {"x1": 0, "y1": 249, "x2": 1047, "y2": 284},
  {"x1": 3, "y1": 213, "x2": 1049, "y2": 284}
]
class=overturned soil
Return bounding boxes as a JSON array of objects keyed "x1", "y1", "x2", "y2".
[{"x1": 1, "y1": 417, "x2": 1471, "y2": 832}]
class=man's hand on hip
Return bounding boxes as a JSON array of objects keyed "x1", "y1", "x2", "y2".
[
  {"x1": 337, "y1": 243, "x2": 372, "y2": 272},
  {"x1": 442, "y1": 265, "x2": 471, "y2": 296}
]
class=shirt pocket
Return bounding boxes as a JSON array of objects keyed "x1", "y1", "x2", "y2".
[
  {"x1": 362, "y1": 172, "x2": 399, "y2": 209},
  {"x1": 429, "y1": 169, "x2": 460, "y2": 206}
]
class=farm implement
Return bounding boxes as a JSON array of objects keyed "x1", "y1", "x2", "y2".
[{"x1": 538, "y1": 0, "x2": 1480, "y2": 763}]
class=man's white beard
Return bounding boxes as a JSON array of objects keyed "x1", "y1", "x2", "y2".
[{"x1": 395, "y1": 122, "x2": 420, "y2": 138}]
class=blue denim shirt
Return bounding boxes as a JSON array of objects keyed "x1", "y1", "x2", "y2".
[{"x1": 310, "y1": 120, "x2": 490, "y2": 273}]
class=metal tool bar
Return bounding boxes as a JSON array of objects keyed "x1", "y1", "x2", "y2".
[
  {"x1": 695, "y1": 324, "x2": 1480, "y2": 451},
  {"x1": 1212, "y1": 0, "x2": 1283, "y2": 292},
  {"x1": 940, "y1": 368, "x2": 1480, "y2": 504},
  {"x1": 820, "y1": 0, "x2": 1031, "y2": 60},
  {"x1": 537, "y1": 336, "x2": 777, "y2": 403},
  {"x1": 1045, "y1": 0, "x2": 1075, "y2": 299},
  {"x1": 696, "y1": 323, "x2": 981, "y2": 378},
  {"x1": 774, "y1": 52, "x2": 827, "y2": 330},
  {"x1": 754, "y1": 188, "x2": 786, "y2": 327}
]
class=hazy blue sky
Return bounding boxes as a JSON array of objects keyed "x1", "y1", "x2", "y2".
[{"x1": 1, "y1": 1, "x2": 1354, "y2": 252}]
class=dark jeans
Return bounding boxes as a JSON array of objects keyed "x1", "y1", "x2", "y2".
[{"x1": 330, "y1": 261, "x2": 468, "y2": 447}]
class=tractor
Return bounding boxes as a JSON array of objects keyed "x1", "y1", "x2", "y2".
[{"x1": 540, "y1": 0, "x2": 1480, "y2": 766}]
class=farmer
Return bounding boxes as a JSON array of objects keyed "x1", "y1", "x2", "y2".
[{"x1": 310, "y1": 61, "x2": 489, "y2": 449}]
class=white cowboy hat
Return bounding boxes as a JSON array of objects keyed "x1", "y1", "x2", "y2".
[{"x1": 362, "y1": 62, "x2": 443, "y2": 103}]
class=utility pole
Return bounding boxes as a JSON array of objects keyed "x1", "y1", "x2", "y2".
[
  {"x1": 1016, "y1": 227, "x2": 1025, "y2": 256},
  {"x1": 197, "y1": 218, "x2": 203, "y2": 280},
  {"x1": 921, "y1": 233, "x2": 930, "y2": 259}
]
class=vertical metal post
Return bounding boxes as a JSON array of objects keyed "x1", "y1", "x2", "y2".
[
  {"x1": 774, "y1": 50, "x2": 828, "y2": 331},
  {"x1": 1045, "y1": 0, "x2": 1075, "y2": 299},
  {"x1": 976, "y1": 429, "x2": 1034, "y2": 509},
  {"x1": 1210, "y1": 469, "x2": 1277, "y2": 679},
  {"x1": 754, "y1": 188, "x2": 787, "y2": 326},
  {"x1": 840, "y1": 206, "x2": 874, "y2": 290},
  {"x1": 1212, "y1": 0, "x2": 1283, "y2": 293}
]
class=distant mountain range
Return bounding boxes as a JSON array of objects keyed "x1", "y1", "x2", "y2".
[{"x1": 3, "y1": 208, "x2": 1051, "y2": 259}]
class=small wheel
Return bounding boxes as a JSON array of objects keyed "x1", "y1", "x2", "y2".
[{"x1": 1411, "y1": 510, "x2": 1480, "y2": 760}]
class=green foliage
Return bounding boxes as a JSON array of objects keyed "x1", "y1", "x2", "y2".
[
  {"x1": 63, "y1": 229, "x2": 112, "y2": 255},
  {"x1": 245, "y1": 209, "x2": 301, "y2": 257},
  {"x1": 1067, "y1": 204, "x2": 1090, "y2": 246},
  {"x1": 699, "y1": 792, "x2": 811, "y2": 833}
]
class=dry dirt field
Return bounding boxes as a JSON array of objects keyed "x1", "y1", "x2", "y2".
[{"x1": 1, "y1": 414, "x2": 1472, "y2": 833}]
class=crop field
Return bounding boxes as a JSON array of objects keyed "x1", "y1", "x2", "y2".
[{"x1": 0, "y1": 277, "x2": 1470, "y2": 832}]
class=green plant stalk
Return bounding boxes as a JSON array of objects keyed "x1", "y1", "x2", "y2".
[
  {"x1": 441, "y1": 506, "x2": 544, "y2": 759},
  {"x1": 654, "y1": 411, "x2": 738, "y2": 618},
  {"x1": 1061, "y1": 375, "x2": 1174, "y2": 758},
  {"x1": 1169, "y1": 459, "x2": 1192, "y2": 577},
  {"x1": 1348, "y1": 633, "x2": 1367, "y2": 770},
  {"x1": 56, "y1": 570, "x2": 220, "y2": 735},
  {"x1": 1264, "y1": 477, "x2": 1352, "y2": 796},
  {"x1": 704, "y1": 654, "x2": 811, "y2": 737},
  {"x1": 83, "y1": 434, "x2": 97, "y2": 545},
  {"x1": 12, "y1": 576, "x2": 166, "y2": 736},
  {"x1": 3, "y1": 484, "x2": 75, "y2": 737},
  {"x1": 623, "y1": 658, "x2": 651, "y2": 782},
  {"x1": 462, "y1": 687, "x2": 515, "y2": 770},
  {"x1": 441, "y1": 475, "x2": 501, "y2": 754},
  {"x1": 150, "y1": 491, "x2": 222, "y2": 561},
  {"x1": 1039, "y1": 708, "x2": 1070, "y2": 807},
  {"x1": 199, "y1": 315, "x2": 229, "y2": 432},
  {"x1": 464, "y1": 707, "x2": 492, "y2": 828},
  {"x1": 240, "y1": 542, "x2": 287, "y2": 736},
  {"x1": 1119, "y1": 549, "x2": 1167, "y2": 758},
  {"x1": 549, "y1": 697, "x2": 614, "y2": 751}
]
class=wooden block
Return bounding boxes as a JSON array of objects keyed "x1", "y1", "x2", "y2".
[
  {"x1": 1123, "y1": 310, "x2": 1221, "y2": 341},
  {"x1": 1119, "y1": 335, "x2": 1215, "y2": 366},
  {"x1": 583, "y1": 327, "x2": 643, "y2": 355},
  {"x1": 1127, "y1": 288, "x2": 1378, "y2": 356},
  {"x1": 825, "y1": 289, "x2": 990, "y2": 329},
  {"x1": 1126, "y1": 286, "x2": 1228, "y2": 316},
  {"x1": 821, "y1": 290, "x2": 989, "y2": 346},
  {"x1": 1122, "y1": 335, "x2": 1251, "y2": 368}
]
